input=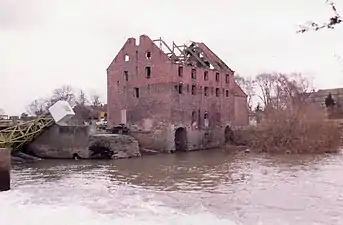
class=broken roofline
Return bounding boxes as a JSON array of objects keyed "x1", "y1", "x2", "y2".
[{"x1": 152, "y1": 37, "x2": 235, "y2": 73}]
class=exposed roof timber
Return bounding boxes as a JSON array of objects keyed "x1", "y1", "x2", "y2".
[
  {"x1": 152, "y1": 38, "x2": 178, "y2": 61},
  {"x1": 153, "y1": 37, "x2": 233, "y2": 71}
]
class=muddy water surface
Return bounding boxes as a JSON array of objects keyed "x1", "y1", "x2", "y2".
[{"x1": 1, "y1": 149, "x2": 343, "y2": 225}]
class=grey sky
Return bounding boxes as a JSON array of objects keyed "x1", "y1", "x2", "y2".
[{"x1": 1, "y1": 0, "x2": 343, "y2": 115}]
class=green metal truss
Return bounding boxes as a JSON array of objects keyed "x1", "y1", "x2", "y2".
[{"x1": 0, "y1": 114, "x2": 55, "y2": 151}]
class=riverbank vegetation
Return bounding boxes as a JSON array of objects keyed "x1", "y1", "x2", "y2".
[{"x1": 235, "y1": 73, "x2": 341, "y2": 154}]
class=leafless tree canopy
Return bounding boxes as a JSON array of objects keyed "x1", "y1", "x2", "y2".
[
  {"x1": 90, "y1": 93, "x2": 101, "y2": 107},
  {"x1": 27, "y1": 98, "x2": 50, "y2": 116},
  {"x1": 50, "y1": 85, "x2": 76, "y2": 106},
  {"x1": 26, "y1": 86, "x2": 102, "y2": 116},
  {"x1": 76, "y1": 90, "x2": 88, "y2": 106},
  {"x1": 242, "y1": 72, "x2": 340, "y2": 154},
  {"x1": 254, "y1": 72, "x2": 313, "y2": 111},
  {"x1": 297, "y1": 0, "x2": 342, "y2": 33},
  {"x1": 235, "y1": 75, "x2": 255, "y2": 111}
]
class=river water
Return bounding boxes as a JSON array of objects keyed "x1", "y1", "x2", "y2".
[{"x1": 1, "y1": 149, "x2": 343, "y2": 225}]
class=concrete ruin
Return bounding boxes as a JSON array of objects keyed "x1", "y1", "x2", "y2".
[
  {"x1": 0, "y1": 148, "x2": 10, "y2": 191},
  {"x1": 107, "y1": 35, "x2": 249, "y2": 152},
  {"x1": 26, "y1": 125, "x2": 140, "y2": 159}
]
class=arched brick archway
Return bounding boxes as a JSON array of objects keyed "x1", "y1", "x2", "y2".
[{"x1": 174, "y1": 127, "x2": 187, "y2": 152}]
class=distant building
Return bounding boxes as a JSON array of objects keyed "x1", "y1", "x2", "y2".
[
  {"x1": 107, "y1": 35, "x2": 249, "y2": 152},
  {"x1": 0, "y1": 115, "x2": 8, "y2": 120},
  {"x1": 72, "y1": 104, "x2": 107, "y2": 125}
]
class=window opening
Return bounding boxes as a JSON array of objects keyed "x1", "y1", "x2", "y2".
[
  {"x1": 191, "y1": 85, "x2": 196, "y2": 95},
  {"x1": 204, "y1": 71, "x2": 208, "y2": 80},
  {"x1": 204, "y1": 87, "x2": 209, "y2": 96},
  {"x1": 178, "y1": 66, "x2": 183, "y2": 77},
  {"x1": 215, "y1": 88, "x2": 220, "y2": 97},
  {"x1": 134, "y1": 88, "x2": 139, "y2": 98},
  {"x1": 215, "y1": 72, "x2": 219, "y2": 82},
  {"x1": 145, "y1": 66, "x2": 151, "y2": 79},
  {"x1": 145, "y1": 51, "x2": 151, "y2": 59},
  {"x1": 178, "y1": 83, "x2": 183, "y2": 94},
  {"x1": 191, "y1": 68, "x2": 196, "y2": 79}
]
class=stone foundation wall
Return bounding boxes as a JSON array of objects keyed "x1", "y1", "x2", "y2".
[
  {"x1": 0, "y1": 148, "x2": 10, "y2": 191},
  {"x1": 26, "y1": 125, "x2": 90, "y2": 159},
  {"x1": 89, "y1": 134, "x2": 140, "y2": 159},
  {"x1": 26, "y1": 125, "x2": 141, "y2": 160},
  {"x1": 132, "y1": 124, "x2": 227, "y2": 152}
]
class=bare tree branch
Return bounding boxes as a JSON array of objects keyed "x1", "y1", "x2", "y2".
[
  {"x1": 297, "y1": 0, "x2": 342, "y2": 33},
  {"x1": 76, "y1": 90, "x2": 89, "y2": 106},
  {"x1": 235, "y1": 75, "x2": 256, "y2": 111},
  {"x1": 90, "y1": 92, "x2": 102, "y2": 107}
]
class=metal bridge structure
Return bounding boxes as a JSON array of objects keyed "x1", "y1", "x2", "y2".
[
  {"x1": 0, "y1": 101, "x2": 75, "y2": 152},
  {"x1": 0, "y1": 114, "x2": 54, "y2": 151}
]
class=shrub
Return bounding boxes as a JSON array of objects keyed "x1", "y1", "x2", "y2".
[{"x1": 247, "y1": 104, "x2": 341, "y2": 153}]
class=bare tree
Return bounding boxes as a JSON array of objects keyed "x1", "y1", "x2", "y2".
[
  {"x1": 26, "y1": 98, "x2": 50, "y2": 116},
  {"x1": 297, "y1": 0, "x2": 342, "y2": 33},
  {"x1": 254, "y1": 73, "x2": 277, "y2": 107},
  {"x1": 235, "y1": 75, "x2": 256, "y2": 111},
  {"x1": 76, "y1": 90, "x2": 88, "y2": 106},
  {"x1": 50, "y1": 85, "x2": 76, "y2": 106},
  {"x1": 26, "y1": 85, "x2": 77, "y2": 116},
  {"x1": 247, "y1": 73, "x2": 339, "y2": 154},
  {"x1": 254, "y1": 72, "x2": 313, "y2": 110},
  {"x1": 90, "y1": 92, "x2": 101, "y2": 107}
]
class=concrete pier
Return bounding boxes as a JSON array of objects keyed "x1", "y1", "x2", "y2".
[{"x1": 0, "y1": 148, "x2": 11, "y2": 191}]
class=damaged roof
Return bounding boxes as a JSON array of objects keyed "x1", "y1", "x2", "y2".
[{"x1": 153, "y1": 38, "x2": 234, "y2": 73}]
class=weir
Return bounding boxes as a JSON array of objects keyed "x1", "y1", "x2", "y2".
[{"x1": 0, "y1": 100, "x2": 75, "y2": 191}]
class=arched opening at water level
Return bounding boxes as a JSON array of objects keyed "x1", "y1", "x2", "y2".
[
  {"x1": 174, "y1": 127, "x2": 187, "y2": 152},
  {"x1": 224, "y1": 126, "x2": 234, "y2": 144}
]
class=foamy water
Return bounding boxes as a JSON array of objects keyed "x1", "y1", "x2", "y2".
[
  {"x1": 2, "y1": 150, "x2": 343, "y2": 225},
  {"x1": 0, "y1": 174, "x2": 237, "y2": 225}
]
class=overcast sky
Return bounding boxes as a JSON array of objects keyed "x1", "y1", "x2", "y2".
[{"x1": 1, "y1": 0, "x2": 343, "y2": 115}]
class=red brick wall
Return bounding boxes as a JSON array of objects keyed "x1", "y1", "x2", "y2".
[{"x1": 107, "y1": 34, "x2": 248, "y2": 132}]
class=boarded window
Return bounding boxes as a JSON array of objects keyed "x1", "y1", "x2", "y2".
[
  {"x1": 204, "y1": 87, "x2": 209, "y2": 96},
  {"x1": 204, "y1": 112, "x2": 209, "y2": 127},
  {"x1": 124, "y1": 71, "x2": 128, "y2": 81},
  {"x1": 192, "y1": 111, "x2": 196, "y2": 123},
  {"x1": 215, "y1": 88, "x2": 220, "y2": 97},
  {"x1": 226, "y1": 90, "x2": 229, "y2": 97}
]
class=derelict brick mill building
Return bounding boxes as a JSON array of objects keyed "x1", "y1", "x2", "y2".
[{"x1": 107, "y1": 35, "x2": 249, "y2": 152}]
